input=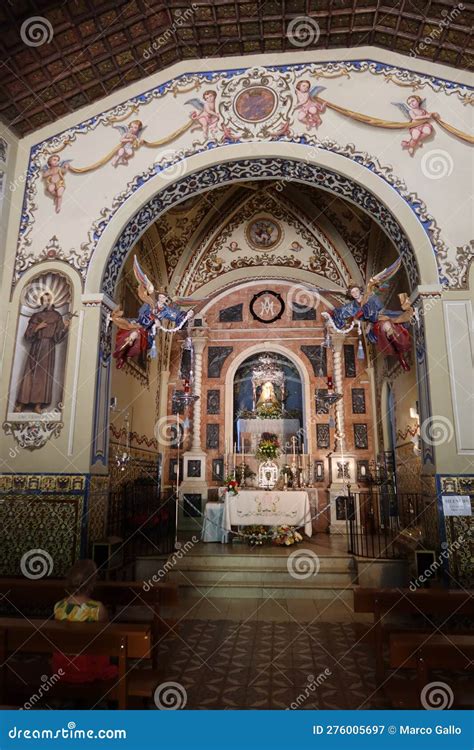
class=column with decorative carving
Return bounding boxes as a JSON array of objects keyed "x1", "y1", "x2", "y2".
[
  {"x1": 329, "y1": 334, "x2": 359, "y2": 533},
  {"x1": 179, "y1": 334, "x2": 209, "y2": 533},
  {"x1": 332, "y1": 334, "x2": 346, "y2": 454},
  {"x1": 191, "y1": 337, "x2": 206, "y2": 453}
]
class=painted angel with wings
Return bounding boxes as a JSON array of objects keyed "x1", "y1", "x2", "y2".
[
  {"x1": 321, "y1": 257, "x2": 415, "y2": 371},
  {"x1": 185, "y1": 91, "x2": 220, "y2": 138},
  {"x1": 42, "y1": 155, "x2": 72, "y2": 213},
  {"x1": 294, "y1": 81, "x2": 326, "y2": 130},
  {"x1": 392, "y1": 96, "x2": 437, "y2": 156},
  {"x1": 111, "y1": 120, "x2": 146, "y2": 167},
  {"x1": 111, "y1": 256, "x2": 199, "y2": 369}
]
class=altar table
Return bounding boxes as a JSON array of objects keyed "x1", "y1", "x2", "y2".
[{"x1": 223, "y1": 490, "x2": 312, "y2": 537}]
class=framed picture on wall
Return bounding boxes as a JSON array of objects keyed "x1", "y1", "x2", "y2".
[
  {"x1": 314, "y1": 461, "x2": 324, "y2": 482},
  {"x1": 212, "y1": 458, "x2": 225, "y2": 481}
]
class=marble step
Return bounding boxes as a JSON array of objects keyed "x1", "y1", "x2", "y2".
[
  {"x1": 167, "y1": 568, "x2": 353, "y2": 586},
  {"x1": 174, "y1": 554, "x2": 354, "y2": 572},
  {"x1": 135, "y1": 553, "x2": 354, "y2": 580},
  {"x1": 174, "y1": 582, "x2": 354, "y2": 601}
]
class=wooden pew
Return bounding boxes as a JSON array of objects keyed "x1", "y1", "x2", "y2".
[
  {"x1": 0, "y1": 578, "x2": 178, "y2": 668},
  {"x1": 0, "y1": 618, "x2": 154, "y2": 709},
  {"x1": 353, "y1": 587, "x2": 474, "y2": 685},
  {"x1": 388, "y1": 632, "x2": 474, "y2": 708}
]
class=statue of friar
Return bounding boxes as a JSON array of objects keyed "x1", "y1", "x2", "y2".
[{"x1": 15, "y1": 291, "x2": 70, "y2": 414}]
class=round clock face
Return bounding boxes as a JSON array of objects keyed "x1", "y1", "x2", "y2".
[{"x1": 249, "y1": 290, "x2": 285, "y2": 324}]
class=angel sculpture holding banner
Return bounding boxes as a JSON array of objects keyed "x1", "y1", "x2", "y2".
[
  {"x1": 321, "y1": 257, "x2": 415, "y2": 371},
  {"x1": 111, "y1": 256, "x2": 197, "y2": 369}
]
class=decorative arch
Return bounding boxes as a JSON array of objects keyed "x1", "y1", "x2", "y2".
[
  {"x1": 85, "y1": 144, "x2": 440, "y2": 298},
  {"x1": 224, "y1": 341, "x2": 313, "y2": 455}
]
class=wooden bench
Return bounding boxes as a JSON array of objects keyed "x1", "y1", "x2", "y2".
[
  {"x1": 0, "y1": 578, "x2": 178, "y2": 668},
  {"x1": 353, "y1": 587, "x2": 474, "y2": 685},
  {"x1": 388, "y1": 632, "x2": 474, "y2": 708},
  {"x1": 0, "y1": 618, "x2": 157, "y2": 709}
]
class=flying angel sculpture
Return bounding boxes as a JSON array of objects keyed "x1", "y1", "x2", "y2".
[
  {"x1": 111, "y1": 257, "x2": 202, "y2": 369},
  {"x1": 321, "y1": 257, "x2": 416, "y2": 371}
]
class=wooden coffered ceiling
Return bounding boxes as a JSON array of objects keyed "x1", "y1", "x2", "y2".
[{"x1": 1, "y1": 0, "x2": 472, "y2": 137}]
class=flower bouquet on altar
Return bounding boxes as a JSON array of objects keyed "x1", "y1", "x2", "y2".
[
  {"x1": 255, "y1": 433, "x2": 280, "y2": 461},
  {"x1": 244, "y1": 525, "x2": 274, "y2": 546},
  {"x1": 273, "y1": 525, "x2": 303, "y2": 546},
  {"x1": 225, "y1": 476, "x2": 238, "y2": 496}
]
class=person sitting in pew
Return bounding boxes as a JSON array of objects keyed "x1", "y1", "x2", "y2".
[{"x1": 52, "y1": 559, "x2": 118, "y2": 683}]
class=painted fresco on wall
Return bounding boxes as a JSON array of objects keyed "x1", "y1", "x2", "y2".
[{"x1": 11, "y1": 57, "x2": 474, "y2": 294}]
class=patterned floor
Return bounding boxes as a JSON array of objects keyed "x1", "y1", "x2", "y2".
[{"x1": 154, "y1": 619, "x2": 379, "y2": 709}]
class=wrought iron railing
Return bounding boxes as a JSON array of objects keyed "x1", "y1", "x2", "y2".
[
  {"x1": 107, "y1": 479, "x2": 176, "y2": 560},
  {"x1": 345, "y1": 489, "x2": 435, "y2": 559}
]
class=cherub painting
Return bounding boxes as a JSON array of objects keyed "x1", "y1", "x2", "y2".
[
  {"x1": 111, "y1": 119, "x2": 145, "y2": 167},
  {"x1": 42, "y1": 155, "x2": 71, "y2": 213},
  {"x1": 185, "y1": 91, "x2": 220, "y2": 139},
  {"x1": 322, "y1": 257, "x2": 414, "y2": 371},
  {"x1": 392, "y1": 96, "x2": 437, "y2": 156},
  {"x1": 294, "y1": 81, "x2": 326, "y2": 130}
]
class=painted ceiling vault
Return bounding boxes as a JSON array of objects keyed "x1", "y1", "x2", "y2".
[
  {"x1": 119, "y1": 180, "x2": 400, "y2": 302},
  {"x1": 1, "y1": 0, "x2": 473, "y2": 136}
]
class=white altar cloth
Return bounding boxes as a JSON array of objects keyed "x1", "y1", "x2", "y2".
[{"x1": 223, "y1": 490, "x2": 312, "y2": 537}]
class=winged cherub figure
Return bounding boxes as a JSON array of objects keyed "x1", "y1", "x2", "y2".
[
  {"x1": 42, "y1": 155, "x2": 72, "y2": 213},
  {"x1": 392, "y1": 96, "x2": 437, "y2": 156},
  {"x1": 185, "y1": 91, "x2": 220, "y2": 138},
  {"x1": 111, "y1": 257, "x2": 198, "y2": 369},
  {"x1": 111, "y1": 120, "x2": 146, "y2": 167},
  {"x1": 321, "y1": 257, "x2": 415, "y2": 371},
  {"x1": 294, "y1": 81, "x2": 326, "y2": 130}
]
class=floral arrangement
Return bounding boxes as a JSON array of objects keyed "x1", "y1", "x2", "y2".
[
  {"x1": 244, "y1": 525, "x2": 274, "y2": 546},
  {"x1": 255, "y1": 433, "x2": 280, "y2": 460},
  {"x1": 225, "y1": 476, "x2": 239, "y2": 495},
  {"x1": 256, "y1": 402, "x2": 282, "y2": 419},
  {"x1": 273, "y1": 525, "x2": 303, "y2": 546}
]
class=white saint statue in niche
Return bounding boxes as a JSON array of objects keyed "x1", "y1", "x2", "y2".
[{"x1": 256, "y1": 381, "x2": 279, "y2": 407}]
